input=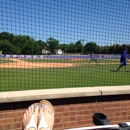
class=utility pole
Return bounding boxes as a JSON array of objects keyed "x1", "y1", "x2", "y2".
[
  {"x1": 80, "y1": 39, "x2": 85, "y2": 54},
  {"x1": 106, "y1": 43, "x2": 108, "y2": 54}
]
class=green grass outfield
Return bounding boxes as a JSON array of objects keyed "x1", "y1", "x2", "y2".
[
  {"x1": 22, "y1": 58, "x2": 119, "y2": 63},
  {"x1": 0, "y1": 58, "x2": 13, "y2": 63},
  {"x1": 0, "y1": 58, "x2": 130, "y2": 91}
]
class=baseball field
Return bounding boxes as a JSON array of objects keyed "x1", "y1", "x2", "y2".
[{"x1": 0, "y1": 58, "x2": 130, "y2": 91}]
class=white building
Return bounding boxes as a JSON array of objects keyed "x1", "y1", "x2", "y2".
[{"x1": 55, "y1": 49, "x2": 64, "y2": 55}]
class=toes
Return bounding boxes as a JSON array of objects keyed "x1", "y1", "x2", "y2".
[
  {"x1": 40, "y1": 104, "x2": 49, "y2": 113},
  {"x1": 23, "y1": 112, "x2": 27, "y2": 119},
  {"x1": 44, "y1": 105, "x2": 49, "y2": 112},
  {"x1": 25, "y1": 110, "x2": 29, "y2": 116},
  {"x1": 45, "y1": 105, "x2": 52, "y2": 114},
  {"x1": 49, "y1": 107, "x2": 53, "y2": 115},
  {"x1": 40, "y1": 104, "x2": 45, "y2": 113},
  {"x1": 49, "y1": 108, "x2": 53, "y2": 114},
  {"x1": 39, "y1": 103, "x2": 53, "y2": 115},
  {"x1": 41, "y1": 104, "x2": 45, "y2": 109},
  {"x1": 28, "y1": 106, "x2": 33, "y2": 114},
  {"x1": 34, "y1": 104, "x2": 39, "y2": 114},
  {"x1": 23, "y1": 104, "x2": 38, "y2": 130},
  {"x1": 39, "y1": 100, "x2": 54, "y2": 113}
]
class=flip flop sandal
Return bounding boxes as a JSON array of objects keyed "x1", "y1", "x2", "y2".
[
  {"x1": 24, "y1": 103, "x2": 39, "y2": 130},
  {"x1": 38, "y1": 100, "x2": 54, "y2": 130}
]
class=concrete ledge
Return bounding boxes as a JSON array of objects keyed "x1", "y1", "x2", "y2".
[
  {"x1": 0, "y1": 85, "x2": 130, "y2": 103},
  {"x1": 96, "y1": 85, "x2": 130, "y2": 95}
]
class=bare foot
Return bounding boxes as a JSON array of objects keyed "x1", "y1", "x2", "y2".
[
  {"x1": 38, "y1": 104, "x2": 54, "y2": 130},
  {"x1": 22, "y1": 104, "x2": 38, "y2": 130}
]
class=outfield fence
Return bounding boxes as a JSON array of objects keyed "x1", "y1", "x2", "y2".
[
  {"x1": 1, "y1": 54, "x2": 130, "y2": 59},
  {"x1": 0, "y1": 54, "x2": 123, "y2": 59}
]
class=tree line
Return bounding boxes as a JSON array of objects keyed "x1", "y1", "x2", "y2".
[{"x1": 0, "y1": 32, "x2": 129, "y2": 55}]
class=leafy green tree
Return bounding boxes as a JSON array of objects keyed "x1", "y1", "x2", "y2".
[
  {"x1": 22, "y1": 43, "x2": 35, "y2": 55},
  {"x1": 100, "y1": 46, "x2": 106, "y2": 54},
  {"x1": 0, "y1": 40, "x2": 20, "y2": 54},
  {"x1": 75, "y1": 40, "x2": 82, "y2": 53},
  {"x1": 115, "y1": 44, "x2": 122, "y2": 54},
  {"x1": 36, "y1": 40, "x2": 46, "y2": 49},
  {"x1": 0, "y1": 32, "x2": 15, "y2": 43},
  {"x1": 67, "y1": 43, "x2": 76, "y2": 53},
  {"x1": 46, "y1": 37, "x2": 59, "y2": 54},
  {"x1": 31, "y1": 42, "x2": 41, "y2": 55},
  {"x1": 12, "y1": 35, "x2": 31, "y2": 49},
  {"x1": 84, "y1": 42, "x2": 98, "y2": 54},
  {"x1": 21, "y1": 39, "x2": 41, "y2": 55},
  {"x1": 36, "y1": 40, "x2": 46, "y2": 54},
  {"x1": 21, "y1": 43, "x2": 32, "y2": 55},
  {"x1": 12, "y1": 35, "x2": 41, "y2": 54},
  {"x1": 56, "y1": 43, "x2": 68, "y2": 53}
]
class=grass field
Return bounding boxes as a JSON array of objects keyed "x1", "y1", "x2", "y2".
[
  {"x1": 22, "y1": 58, "x2": 119, "y2": 63},
  {"x1": 0, "y1": 58, "x2": 130, "y2": 91},
  {"x1": 0, "y1": 58, "x2": 13, "y2": 63}
]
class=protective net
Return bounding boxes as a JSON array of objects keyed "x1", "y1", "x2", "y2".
[{"x1": 0, "y1": 0, "x2": 130, "y2": 91}]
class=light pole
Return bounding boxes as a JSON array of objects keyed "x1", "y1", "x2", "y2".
[
  {"x1": 80, "y1": 39, "x2": 85, "y2": 54},
  {"x1": 106, "y1": 43, "x2": 108, "y2": 54},
  {"x1": 32, "y1": 37, "x2": 34, "y2": 55}
]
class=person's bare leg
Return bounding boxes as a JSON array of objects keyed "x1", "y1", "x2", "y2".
[
  {"x1": 22, "y1": 104, "x2": 38, "y2": 130},
  {"x1": 38, "y1": 104, "x2": 54, "y2": 130},
  {"x1": 116, "y1": 65, "x2": 122, "y2": 71},
  {"x1": 125, "y1": 66, "x2": 128, "y2": 72}
]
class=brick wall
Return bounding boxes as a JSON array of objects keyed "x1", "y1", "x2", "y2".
[{"x1": 0, "y1": 95, "x2": 130, "y2": 130}]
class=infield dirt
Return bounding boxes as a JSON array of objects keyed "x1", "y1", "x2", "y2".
[{"x1": 0, "y1": 58, "x2": 74, "y2": 68}]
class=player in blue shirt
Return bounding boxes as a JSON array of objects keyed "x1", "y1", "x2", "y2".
[{"x1": 116, "y1": 48, "x2": 129, "y2": 72}]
